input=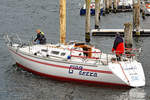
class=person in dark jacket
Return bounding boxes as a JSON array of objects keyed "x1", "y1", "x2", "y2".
[
  {"x1": 34, "y1": 29, "x2": 46, "y2": 44},
  {"x1": 112, "y1": 32, "x2": 124, "y2": 61}
]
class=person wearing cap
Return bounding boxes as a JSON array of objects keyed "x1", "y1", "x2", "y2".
[
  {"x1": 34, "y1": 29, "x2": 46, "y2": 44},
  {"x1": 112, "y1": 32, "x2": 124, "y2": 61}
]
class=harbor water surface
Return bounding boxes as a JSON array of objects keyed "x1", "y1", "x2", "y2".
[{"x1": 0, "y1": 0, "x2": 150, "y2": 100}]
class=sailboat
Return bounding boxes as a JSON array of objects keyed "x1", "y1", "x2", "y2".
[{"x1": 4, "y1": 0, "x2": 145, "y2": 87}]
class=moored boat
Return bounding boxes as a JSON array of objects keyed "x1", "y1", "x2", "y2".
[
  {"x1": 117, "y1": 0, "x2": 133, "y2": 12},
  {"x1": 80, "y1": 0, "x2": 104, "y2": 16}
]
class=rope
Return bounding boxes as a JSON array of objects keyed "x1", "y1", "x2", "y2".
[{"x1": 118, "y1": 62, "x2": 130, "y2": 85}]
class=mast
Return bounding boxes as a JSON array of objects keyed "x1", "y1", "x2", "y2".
[{"x1": 60, "y1": 0, "x2": 66, "y2": 44}]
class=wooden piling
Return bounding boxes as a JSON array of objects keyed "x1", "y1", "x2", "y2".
[
  {"x1": 109, "y1": 0, "x2": 112, "y2": 12},
  {"x1": 133, "y1": 0, "x2": 140, "y2": 36},
  {"x1": 105, "y1": 0, "x2": 109, "y2": 13},
  {"x1": 113, "y1": 0, "x2": 118, "y2": 13},
  {"x1": 85, "y1": 0, "x2": 91, "y2": 43},
  {"x1": 124, "y1": 22, "x2": 133, "y2": 48},
  {"x1": 141, "y1": 1, "x2": 145, "y2": 19},
  {"x1": 95, "y1": 0, "x2": 100, "y2": 29},
  {"x1": 60, "y1": 0, "x2": 66, "y2": 44}
]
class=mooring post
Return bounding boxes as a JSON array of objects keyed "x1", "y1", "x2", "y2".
[
  {"x1": 124, "y1": 22, "x2": 133, "y2": 56},
  {"x1": 85, "y1": 0, "x2": 91, "y2": 43},
  {"x1": 109, "y1": 0, "x2": 112, "y2": 12},
  {"x1": 105, "y1": 0, "x2": 109, "y2": 14},
  {"x1": 133, "y1": 0, "x2": 140, "y2": 36},
  {"x1": 113, "y1": 0, "x2": 118, "y2": 13},
  {"x1": 95, "y1": 0, "x2": 100, "y2": 29},
  {"x1": 141, "y1": 1, "x2": 145, "y2": 20}
]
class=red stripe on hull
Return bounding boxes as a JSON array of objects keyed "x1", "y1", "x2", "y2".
[{"x1": 16, "y1": 62, "x2": 129, "y2": 87}]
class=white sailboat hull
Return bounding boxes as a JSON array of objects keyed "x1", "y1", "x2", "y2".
[{"x1": 8, "y1": 45, "x2": 145, "y2": 87}]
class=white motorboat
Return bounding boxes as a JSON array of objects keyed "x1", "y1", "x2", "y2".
[
  {"x1": 117, "y1": 0, "x2": 133, "y2": 12},
  {"x1": 4, "y1": 0, "x2": 145, "y2": 87}
]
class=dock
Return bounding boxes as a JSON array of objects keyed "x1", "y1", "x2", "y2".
[{"x1": 91, "y1": 29, "x2": 150, "y2": 37}]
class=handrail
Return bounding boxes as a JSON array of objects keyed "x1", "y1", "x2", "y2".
[
  {"x1": 69, "y1": 47, "x2": 140, "y2": 62},
  {"x1": 123, "y1": 54, "x2": 136, "y2": 56},
  {"x1": 16, "y1": 33, "x2": 22, "y2": 45},
  {"x1": 113, "y1": 48, "x2": 141, "y2": 56},
  {"x1": 68, "y1": 48, "x2": 102, "y2": 53},
  {"x1": 68, "y1": 48, "x2": 101, "y2": 60},
  {"x1": 70, "y1": 55, "x2": 99, "y2": 59},
  {"x1": 125, "y1": 48, "x2": 141, "y2": 51},
  {"x1": 69, "y1": 48, "x2": 140, "y2": 54},
  {"x1": 3, "y1": 33, "x2": 10, "y2": 43}
]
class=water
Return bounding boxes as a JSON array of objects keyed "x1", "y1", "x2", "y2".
[{"x1": 0, "y1": 0, "x2": 150, "y2": 100}]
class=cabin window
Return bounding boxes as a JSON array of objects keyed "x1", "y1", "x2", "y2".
[
  {"x1": 51, "y1": 51, "x2": 59, "y2": 55},
  {"x1": 41, "y1": 49, "x2": 48, "y2": 52},
  {"x1": 61, "y1": 52, "x2": 66, "y2": 56}
]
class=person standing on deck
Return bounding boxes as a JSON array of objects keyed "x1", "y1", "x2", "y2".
[
  {"x1": 34, "y1": 29, "x2": 46, "y2": 44},
  {"x1": 112, "y1": 32, "x2": 124, "y2": 61}
]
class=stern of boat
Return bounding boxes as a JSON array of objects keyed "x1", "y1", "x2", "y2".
[{"x1": 109, "y1": 60, "x2": 145, "y2": 87}]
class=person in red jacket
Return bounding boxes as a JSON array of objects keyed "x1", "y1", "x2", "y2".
[{"x1": 112, "y1": 32, "x2": 124, "y2": 61}]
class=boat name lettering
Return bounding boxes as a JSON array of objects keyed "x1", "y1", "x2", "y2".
[
  {"x1": 124, "y1": 67, "x2": 137, "y2": 70},
  {"x1": 131, "y1": 76, "x2": 139, "y2": 81},
  {"x1": 68, "y1": 65, "x2": 97, "y2": 77},
  {"x1": 69, "y1": 65, "x2": 83, "y2": 74},
  {"x1": 79, "y1": 71, "x2": 97, "y2": 77}
]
